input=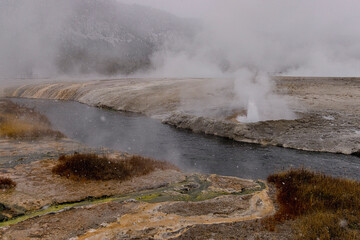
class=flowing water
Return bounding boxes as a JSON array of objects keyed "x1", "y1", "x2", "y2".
[{"x1": 11, "y1": 98, "x2": 360, "y2": 180}]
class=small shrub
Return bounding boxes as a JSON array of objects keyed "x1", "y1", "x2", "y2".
[
  {"x1": 267, "y1": 168, "x2": 360, "y2": 219},
  {"x1": 267, "y1": 168, "x2": 360, "y2": 239},
  {"x1": 294, "y1": 211, "x2": 359, "y2": 240},
  {"x1": 0, "y1": 116, "x2": 63, "y2": 139},
  {"x1": 52, "y1": 153, "x2": 178, "y2": 181},
  {"x1": 0, "y1": 100, "x2": 64, "y2": 139},
  {"x1": 0, "y1": 177, "x2": 16, "y2": 190}
]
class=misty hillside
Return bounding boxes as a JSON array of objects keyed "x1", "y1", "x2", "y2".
[
  {"x1": 0, "y1": 0, "x2": 197, "y2": 77},
  {"x1": 58, "y1": 0, "x2": 196, "y2": 75}
]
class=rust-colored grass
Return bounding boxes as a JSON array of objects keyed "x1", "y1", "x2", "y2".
[
  {"x1": 0, "y1": 177, "x2": 16, "y2": 190},
  {"x1": 0, "y1": 100, "x2": 64, "y2": 139},
  {"x1": 52, "y1": 153, "x2": 178, "y2": 181},
  {"x1": 266, "y1": 168, "x2": 360, "y2": 239}
]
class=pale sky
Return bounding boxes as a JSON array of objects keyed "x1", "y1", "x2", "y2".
[{"x1": 118, "y1": 0, "x2": 215, "y2": 18}]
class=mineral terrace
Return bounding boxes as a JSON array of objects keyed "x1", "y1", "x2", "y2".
[{"x1": 4, "y1": 77, "x2": 360, "y2": 154}]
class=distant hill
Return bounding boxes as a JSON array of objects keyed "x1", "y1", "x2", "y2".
[
  {"x1": 57, "y1": 0, "x2": 197, "y2": 75},
  {"x1": 0, "y1": 0, "x2": 197, "y2": 77}
]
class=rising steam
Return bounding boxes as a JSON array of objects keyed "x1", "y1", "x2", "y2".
[
  {"x1": 1, "y1": 0, "x2": 360, "y2": 121},
  {"x1": 0, "y1": 0, "x2": 195, "y2": 77}
]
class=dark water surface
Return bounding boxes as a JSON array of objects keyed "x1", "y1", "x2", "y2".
[{"x1": 11, "y1": 98, "x2": 360, "y2": 180}]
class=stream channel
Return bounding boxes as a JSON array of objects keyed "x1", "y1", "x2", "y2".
[{"x1": 11, "y1": 98, "x2": 360, "y2": 180}]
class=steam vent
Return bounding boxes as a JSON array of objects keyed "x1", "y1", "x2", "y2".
[{"x1": 1, "y1": 0, "x2": 360, "y2": 239}]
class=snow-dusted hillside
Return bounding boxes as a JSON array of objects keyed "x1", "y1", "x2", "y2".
[
  {"x1": 57, "y1": 0, "x2": 196, "y2": 75},
  {"x1": 0, "y1": 0, "x2": 196, "y2": 77}
]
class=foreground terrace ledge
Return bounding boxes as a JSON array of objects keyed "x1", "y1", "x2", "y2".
[{"x1": 0, "y1": 137, "x2": 273, "y2": 239}]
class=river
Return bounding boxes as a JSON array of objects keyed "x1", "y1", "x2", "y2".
[{"x1": 11, "y1": 98, "x2": 360, "y2": 180}]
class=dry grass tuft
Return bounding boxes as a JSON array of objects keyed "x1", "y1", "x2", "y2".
[
  {"x1": 0, "y1": 177, "x2": 16, "y2": 190},
  {"x1": 0, "y1": 100, "x2": 64, "y2": 139},
  {"x1": 295, "y1": 211, "x2": 359, "y2": 240},
  {"x1": 52, "y1": 153, "x2": 178, "y2": 181},
  {"x1": 266, "y1": 168, "x2": 360, "y2": 239}
]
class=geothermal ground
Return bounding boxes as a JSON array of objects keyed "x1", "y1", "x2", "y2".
[
  {"x1": 0, "y1": 99, "x2": 282, "y2": 239},
  {"x1": 4, "y1": 76, "x2": 360, "y2": 155},
  {"x1": 1, "y1": 77, "x2": 360, "y2": 239}
]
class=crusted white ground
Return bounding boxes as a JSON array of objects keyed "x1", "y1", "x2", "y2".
[{"x1": 3, "y1": 77, "x2": 360, "y2": 154}]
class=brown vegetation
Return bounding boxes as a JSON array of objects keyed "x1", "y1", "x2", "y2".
[
  {"x1": 0, "y1": 100, "x2": 64, "y2": 139},
  {"x1": 0, "y1": 177, "x2": 16, "y2": 190},
  {"x1": 52, "y1": 153, "x2": 178, "y2": 181},
  {"x1": 266, "y1": 168, "x2": 360, "y2": 239}
]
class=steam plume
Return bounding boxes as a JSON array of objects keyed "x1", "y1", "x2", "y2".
[{"x1": 2, "y1": 0, "x2": 360, "y2": 121}]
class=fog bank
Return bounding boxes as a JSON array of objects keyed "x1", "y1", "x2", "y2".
[
  {"x1": 132, "y1": 0, "x2": 360, "y2": 77},
  {"x1": 2, "y1": 0, "x2": 360, "y2": 78},
  {"x1": 2, "y1": 0, "x2": 359, "y2": 121},
  {"x1": 0, "y1": 0, "x2": 195, "y2": 78}
]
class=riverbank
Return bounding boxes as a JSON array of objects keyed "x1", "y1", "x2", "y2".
[
  {"x1": 3, "y1": 77, "x2": 360, "y2": 154},
  {"x1": 0, "y1": 100, "x2": 277, "y2": 239},
  {"x1": 2, "y1": 96, "x2": 360, "y2": 239},
  {"x1": 10, "y1": 98, "x2": 360, "y2": 181}
]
